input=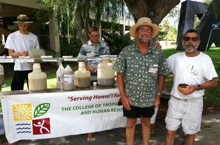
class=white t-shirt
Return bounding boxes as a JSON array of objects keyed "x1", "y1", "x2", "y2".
[
  {"x1": 5, "y1": 31, "x2": 40, "y2": 71},
  {"x1": 166, "y1": 52, "x2": 218, "y2": 99}
]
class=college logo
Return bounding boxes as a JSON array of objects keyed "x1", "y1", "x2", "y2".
[{"x1": 13, "y1": 103, "x2": 50, "y2": 135}]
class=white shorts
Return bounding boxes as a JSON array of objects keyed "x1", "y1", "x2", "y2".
[{"x1": 165, "y1": 96, "x2": 203, "y2": 134}]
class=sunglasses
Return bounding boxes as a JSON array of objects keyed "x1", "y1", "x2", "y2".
[{"x1": 183, "y1": 37, "x2": 198, "y2": 42}]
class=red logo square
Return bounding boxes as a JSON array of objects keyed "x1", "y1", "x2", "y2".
[{"x1": 32, "y1": 118, "x2": 50, "y2": 135}]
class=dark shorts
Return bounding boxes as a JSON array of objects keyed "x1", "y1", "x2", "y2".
[{"x1": 123, "y1": 105, "x2": 155, "y2": 118}]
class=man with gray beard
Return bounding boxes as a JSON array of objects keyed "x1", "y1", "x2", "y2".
[{"x1": 165, "y1": 29, "x2": 218, "y2": 145}]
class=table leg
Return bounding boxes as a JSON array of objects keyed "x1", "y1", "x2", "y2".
[
  {"x1": 87, "y1": 133, "x2": 95, "y2": 141},
  {"x1": 150, "y1": 124, "x2": 155, "y2": 133},
  {"x1": 87, "y1": 133, "x2": 92, "y2": 139}
]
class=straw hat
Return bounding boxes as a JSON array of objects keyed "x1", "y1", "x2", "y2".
[
  {"x1": 13, "y1": 14, "x2": 33, "y2": 24},
  {"x1": 130, "y1": 17, "x2": 159, "y2": 39}
]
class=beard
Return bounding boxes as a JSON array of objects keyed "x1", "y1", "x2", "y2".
[
  {"x1": 137, "y1": 35, "x2": 150, "y2": 44},
  {"x1": 183, "y1": 44, "x2": 198, "y2": 52}
]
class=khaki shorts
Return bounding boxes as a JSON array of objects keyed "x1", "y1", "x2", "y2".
[{"x1": 165, "y1": 96, "x2": 203, "y2": 134}]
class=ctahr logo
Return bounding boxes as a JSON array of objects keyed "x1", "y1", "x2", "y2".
[{"x1": 13, "y1": 103, "x2": 51, "y2": 135}]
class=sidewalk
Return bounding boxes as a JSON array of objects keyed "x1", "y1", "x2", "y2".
[{"x1": 1, "y1": 113, "x2": 219, "y2": 145}]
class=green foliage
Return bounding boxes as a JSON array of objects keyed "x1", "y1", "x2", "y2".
[
  {"x1": 105, "y1": 32, "x2": 134, "y2": 55},
  {"x1": 50, "y1": 30, "x2": 133, "y2": 58},
  {"x1": 157, "y1": 31, "x2": 167, "y2": 41},
  {"x1": 163, "y1": 48, "x2": 183, "y2": 58},
  {"x1": 194, "y1": 15, "x2": 200, "y2": 29},
  {"x1": 205, "y1": 47, "x2": 220, "y2": 72},
  {"x1": 38, "y1": 0, "x2": 126, "y2": 44},
  {"x1": 158, "y1": 24, "x2": 177, "y2": 41},
  {"x1": 211, "y1": 1, "x2": 220, "y2": 18},
  {"x1": 60, "y1": 37, "x2": 82, "y2": 57},
  {"x1": 204, "y1": 86, "x2": 220, "y2": 103},
  {"x1": 103, "y1": 0, "x2": 124, "y2": 23},
  {"x1": 165, "y1": 26, "x2": 177, "y2": 41},
  {"x1": 203, "y1": 1, "x2": 220, "y2": 18},
  {"x1": 39, "y1": 0, "x2": 77, "y2": 36}
]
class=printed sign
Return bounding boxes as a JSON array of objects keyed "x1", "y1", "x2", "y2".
[
  {"x1": 1, "y1": 88, "x2": 158, "y2": 143},
  {"x1": 1, "y1": 89, "x2": 126, "y2": 143}
]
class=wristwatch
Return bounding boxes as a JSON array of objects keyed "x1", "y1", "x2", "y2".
[{"x1": 197, "y1": 84, "x2": 201, "y2": 90}]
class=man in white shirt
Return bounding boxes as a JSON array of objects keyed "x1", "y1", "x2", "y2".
[
  {"x1": 5, "y1": 14, "x2": 39, "y2": 90},
  {"x1": 165, "y1": 29, "x2": 218, "y2": 145}
]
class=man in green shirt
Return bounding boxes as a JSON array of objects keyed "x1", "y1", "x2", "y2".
[{"x1": 113, "y1": 17, "x2": 169, "y2": 145}]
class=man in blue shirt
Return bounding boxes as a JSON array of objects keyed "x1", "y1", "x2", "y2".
[{"x1": 77, "y1": 26, "x2": 110, "y2": 82}]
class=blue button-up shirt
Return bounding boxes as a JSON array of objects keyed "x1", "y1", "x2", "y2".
[{"x1": 77, "y1": 40, "x2": 110, "y2": 81}]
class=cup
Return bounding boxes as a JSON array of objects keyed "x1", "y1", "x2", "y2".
[{"x1": 93, "y1": 82, "x2": 97, "y2": 87}]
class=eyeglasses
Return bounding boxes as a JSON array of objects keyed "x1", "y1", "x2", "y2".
[
  {"x1": 183, "y1": 37, "x2": 198, "y2": 42},
  {"x1": 138, "y1": 28, "x2": 152, "y2": 33},
  {"x1": 90, "y1": 35, "x2": 99, "y2": 38}
]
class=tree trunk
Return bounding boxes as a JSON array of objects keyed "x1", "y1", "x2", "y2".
[
  {"x1": 95, "y1": 0, "x2": 105, "y2": 28},
  {"x1": 75, "y1": 1, "x2": 89, "y2": 44},
  {"x1": 124, "y1": 0, "x2": 180, "y2": 24},
  {"x1": 84, "y1": 0, "x2": 90, "y2": 35}
]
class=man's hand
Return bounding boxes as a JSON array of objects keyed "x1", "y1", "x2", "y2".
[
  {"x1": 182, "y1": 85, "x2": 197, "y2": 95},
  {"x1": 86, "y1": 65, "x2": 96, "y2": 73},
  {"x1": 154, "y1": 95, "x2": 160, "y2": 108},
  {"x1": 153, "y1": 42, "x2": 162, "y2": 48},
  {"x1": 121, "y1": 97, "x2": 132, "y2": 111},
  {"x1": 21, "y1": 50, "x2": 28, "y2": 56},
  {"x1": 8, "y1": 49, "x2": 28, "y2": 58}
]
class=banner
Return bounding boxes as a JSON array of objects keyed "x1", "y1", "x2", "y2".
[{"x1": 1, "y1": 88, "x2": 127, "y2": 143}]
